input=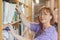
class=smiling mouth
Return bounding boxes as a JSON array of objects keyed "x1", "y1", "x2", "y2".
[{"x1": 40, "y1": 18, "x2": 44, "y2": 20}]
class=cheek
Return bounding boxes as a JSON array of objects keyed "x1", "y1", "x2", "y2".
[{"x1": 45, "y1": 16, "x2": 51, "y2": 21}]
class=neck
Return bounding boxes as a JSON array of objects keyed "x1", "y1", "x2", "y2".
[{"x1": 42, "y1": 23, "x2": 52, "y2": 30}]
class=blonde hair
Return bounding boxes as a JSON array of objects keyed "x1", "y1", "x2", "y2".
[{"x1": 38, "y1": 7, "x2": 54, "y2": 25}]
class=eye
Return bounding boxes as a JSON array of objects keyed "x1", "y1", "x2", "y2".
[
  {"x1": 44, "y1": 13, "x2": 48, "y2": 15},
  {"x1": 39, "y1": 13, "x2": 42, "y2": 15},
  {"x1": 39, "y1": 13, "x2": 42, "y2": 16}
]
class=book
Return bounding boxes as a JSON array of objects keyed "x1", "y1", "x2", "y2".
[{"x1": 3, "y1": 1, "x2": 16, "y2": 24}]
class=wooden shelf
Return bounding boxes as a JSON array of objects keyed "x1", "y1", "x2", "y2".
[
  {"x1": 0, "y1": 0, "x2": 2, "y2": 40},
  {"x1": 9, "y1": 0, "x2": 19, "y2": 3},
  {"x1": 2, "y1": 19, "x2": 21, "y2": 30},
  {"x1": 2, "y1": 0, "x2": 32, "y2": 39},
  {"x1": 11, "y1": 19, "x2": 21, "y2": 24},
  {"x1": 4, "y1": 0, "x2": 30, "y2": 8}
]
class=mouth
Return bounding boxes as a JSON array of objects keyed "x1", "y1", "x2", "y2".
[{"x1": 40, "y1": 18, "x2": 44, "y2": 20}]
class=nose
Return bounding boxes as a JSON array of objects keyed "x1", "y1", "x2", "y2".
[{"x1": 41, "y1": 14, "x2": 44, "y2": 18}]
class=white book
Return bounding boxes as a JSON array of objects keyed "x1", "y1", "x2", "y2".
[
  {"x1": 3, "y1": 1, "x2": 9, "y2": 24},
  {"x1": 3, "y1": 1, "x2": 16, "y2": 24},
  {"x1": 8, "y1": 3, "x2": 16, "y2": 23}
]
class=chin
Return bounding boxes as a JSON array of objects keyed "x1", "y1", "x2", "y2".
[{"x1": 41, "y1": 21, "x2": 46, "y2": 24}]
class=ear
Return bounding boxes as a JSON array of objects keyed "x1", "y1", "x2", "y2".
[{"x1": 50, "y1": 16, "x2": 52, "y2": 20}]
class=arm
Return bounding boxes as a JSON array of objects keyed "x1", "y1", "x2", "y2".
[
  {"x1": 16, "y1": 7, "x2": 41, "y2": 33},
  {"x1": 20, "y1": 13, "x2": 30, "y2": 27},
  {"x1": 10, "y1": 29, "x2": 30, "y2": 40},
  {"x1": 8, "y1": 24, "x2": 31, "y2": 40},
  {"x1": 15, "y1": 6, "x2": 30, "y2": 28},
  {"x1": 15, "y1": 6, "x2": 39, "y2": 28}
]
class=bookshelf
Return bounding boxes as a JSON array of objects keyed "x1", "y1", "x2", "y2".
[
  {"x1": 2, "y1": 0, "x2": 32, "y2": 25},
  {"x1": 2, "y1": 0, "x2": 32, "y2": 40},
  {"x1": 0, "y1": 0, "x2": 60, "y2": 40}
]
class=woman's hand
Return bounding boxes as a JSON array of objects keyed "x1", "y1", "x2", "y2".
[
  {"x1": 7, "y1": 23, "x2": 13, "y2": 29},
  {"x1": 15, "y1": 5, "x2": 22, "y2": 14},
  {"x1": 6, "y1": 23, "x2": 14, "y2": 33}
]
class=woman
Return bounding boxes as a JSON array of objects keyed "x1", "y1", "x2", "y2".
[{"x1": 7, "y1": 7, "x2": 58, "y2": 40}]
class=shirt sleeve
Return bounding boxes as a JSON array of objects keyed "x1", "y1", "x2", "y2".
[{"x1": 30, "y1": 23, "x2": 41, "y2": 33}]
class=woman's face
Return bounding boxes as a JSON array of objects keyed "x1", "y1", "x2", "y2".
[{"x1": 39, "y1": 11, "x2": 52, "y2": 24}]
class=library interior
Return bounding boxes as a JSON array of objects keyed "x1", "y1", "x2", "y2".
[{"x1": 0, "y1": 0, "x2": 60, "y2": 40}]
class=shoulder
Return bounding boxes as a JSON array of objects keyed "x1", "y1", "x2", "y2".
[
  {"x1": 30, "y1": 22, "x2": 40, "y2": 27},
  {"x1": 44, "y1": 26, "x2": 57, "y2": 36},
  {"x1": 44, "y1": 26, "x2": 58, "y2": 40},
  {"x1": 34, "y1": 26, "x2": 58, "y2": 40},
  {"x1": 30, "y1": 22, "x2": 39, "y2": 24}
]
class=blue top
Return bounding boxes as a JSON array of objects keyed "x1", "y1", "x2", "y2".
[{"x1": 30, "y1": 23, "x2": 58, "y2": 40}]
